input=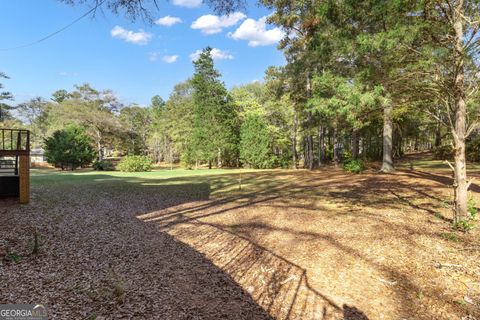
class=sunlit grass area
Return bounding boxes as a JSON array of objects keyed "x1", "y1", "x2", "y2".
[
  {"x1": 396, "y1": 159, "x2": 480, "y2": 172},
  {"x1": 31, "y1": 167, "x2": 261, "y2": 186}
]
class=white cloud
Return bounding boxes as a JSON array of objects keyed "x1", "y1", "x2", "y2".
[
  {"x1": 110, "y1": 25, "x2": 152, "y2": 45},
  {"x1": 229, "y1": 16, "x2": 284, "y2": 47},
  {"x1": 172, "y1": 0, "x2": 202, "y2": 8},
  {"x1": 155, "y1": 16, "x2": 182, "y2": 26},
  {"x1": 162, "y1": 55, "x2": 179, "y2": 63},
  {"x1": 189, "y1": 48, "x2": 233, "y2": 61},
  {"x1": 149, "y1": 53, "x2": 179, "y2": 63},
  {"x1": 191, "y1": 12, "x2": 246, "y2": 35}
]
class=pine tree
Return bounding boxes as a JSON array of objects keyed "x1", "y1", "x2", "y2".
[
  {"x1": 191, "y1": 47, "x2": 239, "y2": 168},
  {"x1": 240, "y1": 113, "x2": 277, "y2": 169}
]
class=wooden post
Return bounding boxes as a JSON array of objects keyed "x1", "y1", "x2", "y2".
[{"x1": 19, "y1": 155, "x2": 29, "y2": 204}]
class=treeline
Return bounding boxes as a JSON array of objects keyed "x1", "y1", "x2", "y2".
[
  {"x1": 259, "y1": 0, "x2": 480, "y2": 223},
  {"x1": 0, "y1": 48, "x2": 292, "y2": 169},
  {"x1": 1, "y1": 45, "x2": 479, "y2": 174}
]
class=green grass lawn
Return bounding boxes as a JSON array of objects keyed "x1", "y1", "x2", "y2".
[
  {"x1": 31, "y1": 158, "x2": 480, "y2": 192},
  {"x1": 30, "y1": 167, "x2": 276, "y2": 198},
  {"x1": 31, "y1": 167, "x2": 259, "y2": 186},
  {"x1": 395, "y1": 159, "x2": 480, "y2": 171}
]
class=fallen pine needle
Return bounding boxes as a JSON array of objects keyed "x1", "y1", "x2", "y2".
[
  {"x1": 379, "y1": 278, "x2": 397, "y2": 286},
  {"x1": 435, "y1": 262, "x2": 463, "y2": 269}
]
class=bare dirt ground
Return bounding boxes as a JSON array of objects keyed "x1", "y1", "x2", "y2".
[{"x1": 1, "y1": 163, "x2": 479, "y2": 319}]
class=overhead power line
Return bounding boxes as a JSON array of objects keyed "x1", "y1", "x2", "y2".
[{"x1": 0, "y1": 0, "x2": 106, "y2": 51}]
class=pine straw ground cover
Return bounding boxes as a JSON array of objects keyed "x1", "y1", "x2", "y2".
[{"x1": 0, "y1": 163, "x2": 479, "y2": 319}]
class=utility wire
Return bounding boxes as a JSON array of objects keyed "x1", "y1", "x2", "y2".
[{"x1": 0, "y1": 0, "x2": 106, "y2": 51}]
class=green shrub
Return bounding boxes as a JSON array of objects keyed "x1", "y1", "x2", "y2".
[
  {"x1": 453, "y1": 219, "x2": 475, "y2": 232},
  {"x1": 453, "y1": 197, "x2": 477, "y2": 231},
  {"x1": 93, "y1": 159, "x2": 115, "y2": 171},
  {"x1": 277, "y1": 154, "x2": 293, "y2": 169},
  {"x1": 44, "y1": 125, "x2": 96, "y2": 170},
  {"x1": 117, "y1": 155, "x2": 153, "y2": 172},
  {"x1": 343, "y1": 151, "x2": 352, "y2": 160},
  {"x1": 343, "y1": 159, "x2": 364, "y2": 174},
  {"x1": 450, "y1": 198, "x2": 477, "y2": 232},
  {"x1": 432, "y1": 145, "x2": 454, "y2": 160}
]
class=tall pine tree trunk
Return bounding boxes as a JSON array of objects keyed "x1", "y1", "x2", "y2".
[
  {"x1": 217, "y1": 148, "x2": 222, "y2": 168},
  {"x1": 452, "y1": 2, "x2": 469, "y2": 221},
  {"x1": 381, "y1": 103, "x2": 394, "y2": 172},
  {"x1": 292, "y1": 112, "x2": 298, "y2": 169},
  {"x1": 305, "y1": 135, "x2": 314, "y2": 170},
  {"x1": 352, "y1": 129, "x2": 359, "y2": 159},
  {"x1": 318, "y1": 126, "x2": 325, "y2": 166},
  {"x1": 333, "y1": 126, "x2": 339, "y2": 167}
]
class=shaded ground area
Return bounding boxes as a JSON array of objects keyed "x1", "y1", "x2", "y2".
[
  {"x1": 1, "y1": 164, "x2": 480, "y2": 319},
  {"x1": 0, "y1": 180, "x2": 271, "y2": 319}
]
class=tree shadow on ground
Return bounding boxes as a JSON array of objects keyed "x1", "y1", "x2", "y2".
[
  {"x1": 147, "y1": 213, "x2": 462, "y2": 319},
  {"x1": 0, "y1": 182, "x2": 275, "y2": 319},
  {"x1": 51, "y1": 172, "x2": 372, "y2": 319},
  {"x1": 133, "y1": 169, "x2": 478, "y2": 319},
  {"x1": 138, "y1": 218, "x2": 369, "y2": 320},
  {"x1": 403, "y1": 169, "x2": 480, "y2": 193}
]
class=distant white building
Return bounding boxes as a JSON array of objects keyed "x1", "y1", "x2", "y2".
[{"x1": 30, "y1": 148, "x2": 48, "y2": 167}]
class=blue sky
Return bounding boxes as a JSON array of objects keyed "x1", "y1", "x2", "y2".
[{"x1": 0, "y1": 0, "x2": 285, "y2": 106}]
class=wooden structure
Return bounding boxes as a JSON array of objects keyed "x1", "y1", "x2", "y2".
[{"x1": 0, "y1": 129, "x2": 30, "y2": 203}]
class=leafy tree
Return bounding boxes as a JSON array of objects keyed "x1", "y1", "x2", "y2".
[
  {"x1": 44, "y1": 125, "x2": 96, "y2": 170},
  {"x1": 263, "y1": 0, "x2": 478, "y2": 223},
  {"x1": 263, "y1": 67, "x2": 296, "y2": 168},
  {"x1": 148, "y1": 83, "x2": 194, "y2": 166},
  {"x1": 51, "y1": 89, "x2": 71, "y2": 103},
  {"x1": 265, "y1": 0, "x2": 423, "y2": 171},
  {"x1": 231, "y1": 80, "x2": 292, "y2": 168},
  {"x1": 16, "y1": 97, "x2": 51, "y2": 148},
  {"x1": 240, "y1": 112, "x2": 277, "y2": 168},
  {"x1": 191, "y1": 47, "x2": 239, "y2": 168},
  {"x1": 0, "y1": 72, "x2": 14, "y2": 122},
  {"x1": 148, "y1": 95, "x2": 169, "y2": 163},
  {"x1": 309, "y1": 72, "x2": 383, "y2": 164},
  {"x1": 119, "y1": 104, "x2": 151, "y2": 155},
  {"x1": 150, "y1": 95, "x2": 165, "y2": 116},
  {"x1": 60, "y1": 0, "x2": 243, "y2": 19},
  {"x1": 48, "y1": 84, "x2": 122, "y2": 160},
  {"x1": 415, "y1": 0, "x2": 480, "y2": 222}
]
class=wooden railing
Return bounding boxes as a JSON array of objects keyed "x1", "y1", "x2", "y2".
[
  {"x1": 0, "y1": 159, "x2": 18, "y2": 175},
  {"x1": 0, "y1": 129, "x2": 30, "y2": 156}
]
